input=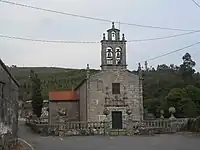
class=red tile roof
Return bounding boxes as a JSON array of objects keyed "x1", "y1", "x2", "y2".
[{"x1": 49, "y1": 90, "x2": 78, "y2": 101}]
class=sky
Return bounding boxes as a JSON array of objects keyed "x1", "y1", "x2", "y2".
[{"x1": 0, "y1": 0, "x2": 200, "y2": 71}]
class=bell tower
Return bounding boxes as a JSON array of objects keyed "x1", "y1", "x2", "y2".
[{"x1": 100, "y1": 22, "x2": 127, "y2": 70}]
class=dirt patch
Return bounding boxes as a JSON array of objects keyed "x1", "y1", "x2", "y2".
[{"x1": 10, "y1": 143, "x2": 25, "y2": 150}]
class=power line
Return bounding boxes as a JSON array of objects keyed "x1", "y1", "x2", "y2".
[
  {"x1": 0, "y1": 35, "x2": 99, "y2": 43},
  {"x1": 140, "y1": 41, "x2": 200, "y2": 63},
  {"x1": 0, "y1": 0, "x2": 198, "y2": 32},
  {"x1": 128, "y1": 30, "x2": 200, "y2": 42},
  {"x1": 1, "y1": 30, "x2": 200, "y2": 44},
  {"x1": 192, "y1": 0, "x2": 200, "y2": 8}
]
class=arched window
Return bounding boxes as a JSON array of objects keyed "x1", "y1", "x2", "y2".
[
  {"x1": 111, "y1": 31, "x2": 116, "y2": 40},
  {"x1": 106, "y1": 47, "x2": 113, "y2": 65},
  {"x1": 115, "y1": 47, "x2": 122, "y2": 65}
]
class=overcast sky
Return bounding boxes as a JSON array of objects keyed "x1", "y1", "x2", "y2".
[{"x1": 0, "y1": 0, "x2": 200, "y2": 71}]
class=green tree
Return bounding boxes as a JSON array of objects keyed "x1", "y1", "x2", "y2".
[
  {"x1": 30, "y1": 70, "x2": 43, "y2": 118},
  {"x1": 157, "y1": 64, "x2": 170, "y2": 71},
  {"x1": 179, "y1": 53, "x2": 196, "y2": 82},
  {"x1": 184, "y1": 85, "x2": 200, "y2": 115},
  {"x1": 165, "y1": 88, "x2": 184, "y2": 117},
  {"x1": 166, "y1": 86, "x2": 200, "y2": 117}
]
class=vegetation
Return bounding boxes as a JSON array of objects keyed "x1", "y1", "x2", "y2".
[
  {"x1": 9, "y1": 52, "x2": 200, "y2": 118},
  {"x1": 30, "y1": 70, "x2": 43, "y2": 118},
  {"x1": 143, "y1": 53, "x2": 200, "y2": 118}
]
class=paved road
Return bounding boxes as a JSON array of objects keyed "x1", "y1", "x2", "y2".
[{"x1": 18, "y1": 122, "x2": 200, "y2": 150}]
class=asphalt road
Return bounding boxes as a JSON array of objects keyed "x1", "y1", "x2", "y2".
[{"x1": 18, "y1": 121, "x2": 200, "y2": 150}]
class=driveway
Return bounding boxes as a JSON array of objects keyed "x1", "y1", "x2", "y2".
[{"x1": 18, "y1": 121, "x2": 200, "y2": 150}]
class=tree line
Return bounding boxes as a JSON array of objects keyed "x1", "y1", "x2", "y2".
[{"x1": 143, "y1": 53, "x2": 200, "y2": 118}]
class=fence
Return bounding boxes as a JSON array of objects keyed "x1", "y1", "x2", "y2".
[
  {"x1": 26, "y1": 118, "x2": 188, "y2": 137},
  {"x1": 26, "y1": 120, "x2": 107, "y2": 136}
]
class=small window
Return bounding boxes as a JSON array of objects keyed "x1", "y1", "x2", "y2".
[
  {"x1": 112, "y1": 83, "x2": 120, "y2": 94},
  {"x1": 97, "y1": 80, "x2": 103, "y2": 91},
  {"x1": 112, "y1": 31, "x2": 116, "y2": 40}
]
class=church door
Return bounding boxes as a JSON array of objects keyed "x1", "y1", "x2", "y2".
[{"x1": 112, "y1": 111, "x2": 122, "y2": 129}]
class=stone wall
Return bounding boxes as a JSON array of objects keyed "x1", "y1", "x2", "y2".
[
  {"x1": 49, "y1": 101, "x2": 79, "y2": 124},
  {"x1": 83, "y1": 69, "x2": 143, "y2": 123},
  {"x1": 26, "y1": 119, "x2": 187, "y2": 137},
  {"x1": 0, "y1": 59, "x2": 19, "y2": 148},
  {"x1": 76, "y1": 81, "x2": 87, "y2": 121}
]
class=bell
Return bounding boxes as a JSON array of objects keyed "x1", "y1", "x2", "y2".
[
  {"x1": 116, "y1": 52, "x2": 120, "y2": 59},
  {"x1": 107, "y1": 52, "x2": 112, "y2": 58}
]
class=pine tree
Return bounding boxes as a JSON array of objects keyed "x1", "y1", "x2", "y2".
[{"x1": 30, "y1": 70, "x2": 43, "y2": 118}]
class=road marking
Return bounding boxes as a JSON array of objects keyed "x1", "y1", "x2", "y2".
[{"x1": 18, "y1": 138, "x2": 34, "y2": 150}]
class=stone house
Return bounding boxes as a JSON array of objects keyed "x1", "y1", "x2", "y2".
[
  {"x1": 0, "y1": 59, "x2": 19, "y2": 137},
  {"x1": 49, "y1": 23, "x2": 144, "y2": 128},
  {"x1": 48, "y1": 90, "x2": 79, "y2": 124}
]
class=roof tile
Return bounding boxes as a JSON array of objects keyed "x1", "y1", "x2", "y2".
[{"x1": 49, "y1": 90, "x2": 78, "y2": 101}]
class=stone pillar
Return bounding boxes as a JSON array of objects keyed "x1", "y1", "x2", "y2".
[{"x1": 138, "y1": 63, "x2": 144, "y2": 121}]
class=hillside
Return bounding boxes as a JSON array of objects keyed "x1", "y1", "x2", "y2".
[
  {"x1": 10, "y1": 52, "x2": 200, "y2": 118},
  {"x1": 10, "y1": 67, "x2": 99, "y2": 100}
]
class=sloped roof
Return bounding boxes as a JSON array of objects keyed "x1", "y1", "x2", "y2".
[
  {"x1": 0, "y1": 59, "x2": 19, "y2": 87},
  {"x1": 49, "y1": 90, "x2": 78, "y2": 101}
]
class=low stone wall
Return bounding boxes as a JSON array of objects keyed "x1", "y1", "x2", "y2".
[
  {"x1": 26, "y1": 118, "x2": 188, "y2": 137},
  {"x1": 26, "y1": 121, "x2": 107, "y2": 136}
]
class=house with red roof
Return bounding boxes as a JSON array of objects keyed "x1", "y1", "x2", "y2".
[{"x1": 48, "y1": 89, "x2": 79, "y2": 124}]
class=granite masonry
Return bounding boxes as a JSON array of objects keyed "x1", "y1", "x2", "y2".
[{"x1": 49, "y1": 23, "x2": 144, "y2": 129}]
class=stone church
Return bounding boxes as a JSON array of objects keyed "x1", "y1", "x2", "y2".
[{"x1": 49, "y1": 23, "x2": 144, "y2": 129}]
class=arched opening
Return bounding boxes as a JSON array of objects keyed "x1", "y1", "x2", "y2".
[
  {"x1": 115, "y1": 47, "x2": 122, "y2": 65},
  {"x1": 111, "y1": 31, "x2": 116, "y2": 41},
  {"x1": 106, "y1": 47, "x2": 113, "y2": 65}
]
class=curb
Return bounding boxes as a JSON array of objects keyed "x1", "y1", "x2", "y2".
[
  {"x1": 176, "y1": 132, "x2": 200, "y2": 137},
  {"x1": 18, "y1": 138, "x2": 34, "y2": 150}
]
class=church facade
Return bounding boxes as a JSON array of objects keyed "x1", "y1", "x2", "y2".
[
  {"x1": 49, "y1": 23, "x2": 144, "y2": 128},
  {"x1": 75, "y1": 23, "x2": 144, "y2": 128}
]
